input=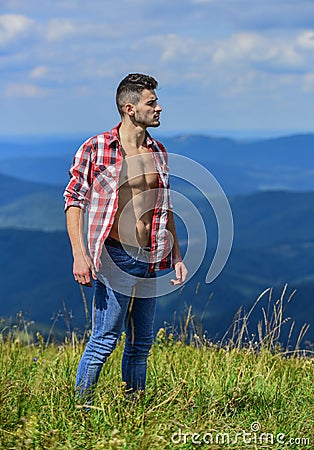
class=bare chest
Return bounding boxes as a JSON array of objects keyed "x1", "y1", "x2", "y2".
[{"x1": 119, "y1": 151, "x2": 159, "y2": 190}]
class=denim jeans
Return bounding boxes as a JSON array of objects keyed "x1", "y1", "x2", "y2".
[{"x1": 75, "y1": 238, "x2": 157, "y2": 402}]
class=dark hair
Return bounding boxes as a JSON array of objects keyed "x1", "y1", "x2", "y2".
[{"x1": 116, "y1": 73, "x2": 158, "y2": 116}]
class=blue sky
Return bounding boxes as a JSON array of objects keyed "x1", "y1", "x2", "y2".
[{"x1": 1, "y1": 0, "x2": 314, "y2": 137}]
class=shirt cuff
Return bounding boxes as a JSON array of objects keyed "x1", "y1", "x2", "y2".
[{"x1": 64, "y1": 197, "x2": 86, "y2": 213}]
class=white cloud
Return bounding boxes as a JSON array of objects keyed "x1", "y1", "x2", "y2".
[
  {"x1": 297, "y1": 30, "x2": 314, "y2": 49},
  {"x1": 30, "y1": 65, "x2": 48, "y2": 79},
  {"x1": 45, "y1": 18, "x2": 77, "y2": 42},
  {"x1": 136, "y1": 34, "x2": 203, "y2": 63},
  {"x1": 44, "y1": 17, "x2": 120, "y2": 43},
  {"x1": 29, "y1": 65, "x2": 48, "y2": 79},
  {"x1": 137, "y1": 30, "x2": 310, "y2": 85},
  {"x1": 212, "y1": 32, "x2": 305, "y2": 72},
  {"x1": 4, "y1": 83, "x2": 50, "y2": 97},
  {"x1": 212, "y1": 33, "x2": 261, "y2": 64},
  {"x1": 0, "y1": 14, "x2": 34, "y2": 48}
]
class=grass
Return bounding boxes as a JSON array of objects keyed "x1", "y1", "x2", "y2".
[{"x1": 0, "y1": 287, "x2": 313, "y2": 449}]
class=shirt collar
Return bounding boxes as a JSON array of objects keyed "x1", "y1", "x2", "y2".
[
  {"x1": 108, "y1": 123, "x2": 155, "y2": 148},
  {"x1": 108, "y1": 123, "x2": 121, "y2": 146}
]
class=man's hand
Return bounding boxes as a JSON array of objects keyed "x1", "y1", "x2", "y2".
[
  {"x1": 171, "y1": 260, "x2": 188, "y2": 285},
  {"x1": 73, "y1": 253, "x2": 97, "y2": 287}
]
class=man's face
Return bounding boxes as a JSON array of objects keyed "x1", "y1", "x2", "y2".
[{"x1": 132, "y1": 89, "x2": 162, "y2": 128}]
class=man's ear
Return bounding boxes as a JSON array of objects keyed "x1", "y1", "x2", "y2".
[{"x1": 124, "y1": 103, "x2": 135, "y2": 116}]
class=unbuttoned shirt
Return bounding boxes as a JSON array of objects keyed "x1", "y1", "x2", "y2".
[{"x1": 63, "y1": 123, "x2": 173, "y2": 272}]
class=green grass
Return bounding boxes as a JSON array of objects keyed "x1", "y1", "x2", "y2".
[{"x1": 0, "y1": 288, "x2": 313, "y2": 449}]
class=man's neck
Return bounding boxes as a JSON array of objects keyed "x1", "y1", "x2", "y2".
[{"x1": 119, "y1": 121, "x2": 147, "y2": 150}]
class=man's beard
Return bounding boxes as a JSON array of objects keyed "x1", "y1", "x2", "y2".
[{"x1": 134, "y1": 112, "x2": 160, "y2": 128}]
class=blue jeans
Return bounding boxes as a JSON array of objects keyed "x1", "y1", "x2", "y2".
[{"x1": 75, "y1": 239, "x2": 157, "y2": 402}]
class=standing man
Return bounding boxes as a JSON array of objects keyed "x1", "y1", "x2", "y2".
[{"x1": 64, "y1": 73, "x2": 187, "y2": 403}]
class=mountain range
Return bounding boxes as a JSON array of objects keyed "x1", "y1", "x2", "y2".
[
  {"x1": 0, "y1": 133, "x2": 314, "y2": 194},
  {"x1": 0, "y1": 132, "x2": 313, "y2": 346}
]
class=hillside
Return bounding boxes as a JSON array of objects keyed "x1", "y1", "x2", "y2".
[
  {"x1": 1, "y1": 336, "x2": 313, "y2": 449},
  {"x1": 0, "y1": 174, "x2": 64, "y2": 230},
  {"x1": 0, "y1": 173, "x2": 62, "y2": 207},
  {"x1": 230, "y1": 190, "x2": 314, "y2": 245}
]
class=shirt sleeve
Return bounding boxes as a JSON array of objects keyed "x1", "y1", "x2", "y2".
[{"x1": 63, "y1": 140, "x2": 94, "y2": 212}]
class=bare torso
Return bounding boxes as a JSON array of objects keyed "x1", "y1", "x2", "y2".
[{"x1": 109, "y1": 146, "x2": 158, "y2": 247}]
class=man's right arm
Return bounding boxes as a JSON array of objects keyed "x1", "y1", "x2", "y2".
[
  {"x1": 64, "y1": 140, "x2": 96, "y2": 286},
  {"x1": 66, "y1": 206, "x2": 96, "y2": 287}
]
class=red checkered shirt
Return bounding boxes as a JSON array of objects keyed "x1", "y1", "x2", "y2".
[{"x1": 64, "y1": 123, "x2": 173, "y2": 272}]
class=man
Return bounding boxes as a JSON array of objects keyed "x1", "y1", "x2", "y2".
[{"x1": 64, "y1": 73, "x2": 187, "y2": 403}]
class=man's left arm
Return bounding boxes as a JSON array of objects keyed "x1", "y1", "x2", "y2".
[{"x1": 167, "y1": 209, "x2": 188, "y2": 285}]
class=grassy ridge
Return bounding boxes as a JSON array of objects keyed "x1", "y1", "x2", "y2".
[{"x1": 0, "y1": 326, "x2": 313, "y2": 449}]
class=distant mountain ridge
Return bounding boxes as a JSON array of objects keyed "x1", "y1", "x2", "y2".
[
  {"x1": 1, "y1": 173, "x2": 314, "y2": 237},
  {"x1": 0, "y1": 174, "x2": 64, "y2": 230},
  {"x1": 0, "y1": 173, "x2": 62, "y2": 206},
  {"x1": 0, "y1": 133, "x2": 313, "y2": 193}
]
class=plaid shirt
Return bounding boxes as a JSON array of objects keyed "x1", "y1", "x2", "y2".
[{"x1": 64, "y1": 123, "x2": 173, "y2": 272}]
